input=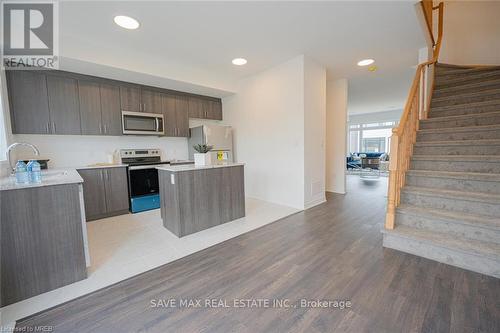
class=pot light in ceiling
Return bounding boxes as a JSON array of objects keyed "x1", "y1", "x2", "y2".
[
  {"x1": 232, "y1": 58, "x2": 248, "y2": 66},
  {"x1": 114, "y1": 15, "x2": 140, "y2": 30},
  {"x1": 357, "y1": 59, "x2": 375, "y2": 67}
]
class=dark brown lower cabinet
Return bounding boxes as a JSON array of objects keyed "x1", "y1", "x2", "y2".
[
  {"x1": 0, "y1": 184, "x2": 87, "y2": 306},
  {"x1": 78, "y1": 167, "x2": 129, "y2": 221}
]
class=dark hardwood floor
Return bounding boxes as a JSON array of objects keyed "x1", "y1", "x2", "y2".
[{"x1": 16, "y1": 176, "x2": 500, "y2": 332}]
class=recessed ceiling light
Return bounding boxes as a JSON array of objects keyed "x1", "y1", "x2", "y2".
[
  {"x1": 114, "y1": 15, "x2": 140, "y2": 30},
  {"x1": 232, "y1": 58, "x2": 247, "y2": 66},
  {"x1": 357, "y1": 59, "x2": 375, "y2": 66}
]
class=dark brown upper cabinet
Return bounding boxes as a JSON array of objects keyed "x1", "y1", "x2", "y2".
[
  {"x1": 161, "y1": 93, "x2": 177, "y2": 136},
  {"x1": 119, "y1": 85, "x2": 141, "y2": 112},
  {"x1": 161, "y1": 94, "x2": 189, "y2": 137},
  {"x1": 6, "y1": 69, "x2": 223, "y2": 137},
  {"x1": 188, "y1": 96, "x2": 222, "y2": 121},
  {"x1": 206, "y1": 100, "x2": 223, "y2": 120},
  {"x1": 187, "y1": 96, "x2": 206, "y2": 119},
  {"x1": 46, "y1": 75, "x2": 81, "y2": 135},
  {"x1": 6, "y1": 70, "x2": 51, "y2": 134},
  {"x1": 100, "y1": 84, "x2": 122, "y2": 136},
  {"x1": 141, "y1": 89, "x2": 163, "y2": 114},
  {"x1": 175, "y1": 96, "x2": 190, "y2": 136},
  {"x1": 78, "y1": 80, "x2": 102, "y2": 135}
]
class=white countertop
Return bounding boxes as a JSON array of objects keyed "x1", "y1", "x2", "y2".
[
  {"x1": 156, "y1": 162, "x2": 245, "y2": 172},
  {"x1": 75, "y1": 164, "x2": 128, "y2": 170},
  {"x1": 0, "y1": 168, "x2": 84, "y2": 191}
]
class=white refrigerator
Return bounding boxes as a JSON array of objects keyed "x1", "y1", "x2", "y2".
[{"x1": 188, "y1": 125, "x2": 234, "y2": 164}]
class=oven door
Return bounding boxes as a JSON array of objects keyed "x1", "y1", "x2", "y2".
[
  {"x1": 128, "y1": 167, "x2": 159, "y2": 197},
  {"x1": 122, "y1": 111, "x2": 164, "y2": 135}
]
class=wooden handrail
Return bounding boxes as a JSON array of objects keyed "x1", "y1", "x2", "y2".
[{"x1": 385, "y1": 2, "x2": 444, "y2": 229}]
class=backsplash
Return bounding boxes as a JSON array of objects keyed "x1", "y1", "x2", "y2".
[{"x1": 11, "y1": 134, "x2": 189, "y2": 168}]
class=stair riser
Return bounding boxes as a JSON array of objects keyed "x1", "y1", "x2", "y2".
[
  {"x1": 406, "y1": 174, "x2": 500, "y2": 194},
  {"x1": 419, "y1": 114, "x2": 500, "y2": 129},
  {"x1": 383, "y1": 233, "x2": 500, "y2": 278},
  {"x1": 429, "y1": 103, "x2": 500, "y2": 118},
  {"x1": 413, "y1": 145, "x2": 500, "y2": 156},
  {"x1": 411, "y1": 160, "x2": 500, "y2": 173},
  {"x1": 431, "y1": 93, "x2": 500, "y2": 109},
  {"x1": 401, "y1": 191, "x2": 500, "y2": 217},
  {"x1": 417, "y1": 129, "x2": 500, "y2": 141},
  {"x1": 396, "y1": 212, "x2": 500, "y2": 244},
  {"x1": 433, "y1": 81, "x2": 500, "y2": 99},
  {"x1": 435, "y1": 72, "x2": 500, "y2": 88}
]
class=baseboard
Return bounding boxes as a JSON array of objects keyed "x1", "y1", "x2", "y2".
[
  {"x1": 326, "y1": 190, "x2": 346, "y2": 195},
  {"x1": 304, "y1": 197, "x2": 326, "y2": 210}
]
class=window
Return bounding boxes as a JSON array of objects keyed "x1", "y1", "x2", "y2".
[{"x1": 347, "y1": 121, "x2": 397, "y2": 155}]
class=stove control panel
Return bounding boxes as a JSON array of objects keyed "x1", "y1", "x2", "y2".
[{"x1": 119, "y1": 149, "x2": 161, "y2": 158}]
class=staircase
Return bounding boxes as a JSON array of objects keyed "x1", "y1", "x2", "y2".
[{"x1": 383, "y1": 63, "x2": 500, "y2": 278}]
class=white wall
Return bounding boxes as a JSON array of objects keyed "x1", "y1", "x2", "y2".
[
  {"x1": 440, "y1": 1, "x2": 500, "y2": 65},
  {"x1": 326, "y1": 79, "x2": 348, "y2": 194},
  {"x1": 348, "y1": 109, "x2": 403, "y2": 125},
  {"x1": 223, "y1": 56, "x2": 306, "y2": 209},
  {"x1": 304, "y1": 57, "x2": 326, "y2": 208},
  {"x1": 10, "y1": 134, "x2": 189, "y2": 168}
]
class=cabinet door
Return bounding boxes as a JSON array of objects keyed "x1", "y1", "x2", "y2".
[
  {"x1": 120, "y1": 85, "x2": 141, "y2": 112},
  {"x1": 78, "y1": 80, "x2": 102, "y2": 135},
  {"x1": 104, "y1": 168, "x2": 129, "y2": 213},
  {"x1": 175, "y1": 96, "x2": 190, "y2": 137},
  {"x1": 46, "y1": 75, "x2": 81, "y2": 134},
  {"x1": 206, "y1": 100, "x2": 223, "y2": 120},
  {"x1": 7, "y1": 71, "x2": 51, "y2": 134},
  {"x1": 100, "y1": 84, "x2": 122, "y2": 136},
  {"x1": 77, "y1": 169, "x2": 107, "y2": 220},
  {"x1": 161, "y1": 93, "x2": 177, "y2": 136},
  {"x1": 141, "y1": 89, "x2": 163, "y2": 114},
  {"x1": 187, "y1": 96, "x2": 205, "y2": 118}
]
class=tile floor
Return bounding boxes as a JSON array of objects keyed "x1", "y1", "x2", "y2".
[{"x1": 0, "y1": 197, "x2": 299, "y2": 328}]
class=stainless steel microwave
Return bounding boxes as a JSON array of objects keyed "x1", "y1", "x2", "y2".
[{"x1": 122, "y1": 111, "x2": 164, "y2": 135}]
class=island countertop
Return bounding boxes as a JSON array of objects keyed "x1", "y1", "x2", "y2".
[{"x1": 156, "y1": 162, "x2": 245, "y2": 173}]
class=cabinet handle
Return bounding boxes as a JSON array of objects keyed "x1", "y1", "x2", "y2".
[
  {"x1": 99, "y1": 122, "x2": 102, "y2": 134},
  {"x1": 46, "y1": 122, "x2": 50, "y2": 133},
  {"x1": 52, "y1": 122, "x2": 56, "y2": 133},
  {"x1": 104, "y1": 124, "x2": 107, "y2": 134},
  {"x1": 143, "y1": 103, "x2": 146, "y2": 112},
  {"x1": 100, "y1": 170, "x2": 104, "y2": 182}
]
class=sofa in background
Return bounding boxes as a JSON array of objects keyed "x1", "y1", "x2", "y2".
[{"x1": 346, "y1": 152, "x2": 386, "y2": 170}]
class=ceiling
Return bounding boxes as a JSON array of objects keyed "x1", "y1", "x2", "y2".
[{"x1": 59, "y1": 1, "x2": 425, "y2": 111}]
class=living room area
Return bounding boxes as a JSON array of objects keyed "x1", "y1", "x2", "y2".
[{"x1": 346, "y1": 109, "x2": 402, "y2": 180}]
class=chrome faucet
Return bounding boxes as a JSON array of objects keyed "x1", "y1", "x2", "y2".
[{"x1": 6, "y1": 142, "x2": 40, "y2": 174}]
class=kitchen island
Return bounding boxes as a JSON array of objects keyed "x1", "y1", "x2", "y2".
[{"x1": 157, "y1": 163, "x2": 245, "y2": 237}]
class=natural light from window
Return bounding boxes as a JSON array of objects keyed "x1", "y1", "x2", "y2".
[{"x1": 348, "y1": 121, "x2": 397, "y2": 154}]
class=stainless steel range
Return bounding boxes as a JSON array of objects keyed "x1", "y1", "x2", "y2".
[{"x1": 119, "y1": 149, "x2": 169, "y2": 213}]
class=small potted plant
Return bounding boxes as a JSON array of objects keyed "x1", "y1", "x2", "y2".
[{"x1": 193, "y1": 144, "x2": 213, "y2": 166}]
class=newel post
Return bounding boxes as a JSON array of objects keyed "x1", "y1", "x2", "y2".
[{"x1": 385, "y1": 129, "x2": 400, "y2": 230}]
